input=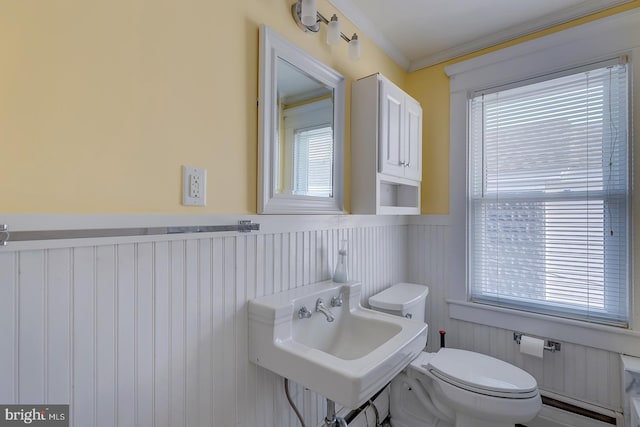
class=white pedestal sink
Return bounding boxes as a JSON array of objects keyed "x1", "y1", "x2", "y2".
[{"x1": 248, "y1": 280, "x2": 428, "y2": 409}]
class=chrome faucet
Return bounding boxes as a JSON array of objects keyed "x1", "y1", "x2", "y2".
[{"x1": 315, "y1": 298, "x2": 335, "y2": 322}]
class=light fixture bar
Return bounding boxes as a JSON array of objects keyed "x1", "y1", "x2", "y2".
[
  {"x1": 291, "y1": 1, "x2": 358, "y2": 43},
  {"x1": 316, "y1": 11, "x2": 357, "y2": 43},
  {"x1": 340, "y1": 32, "x2": 352, "y2": 43}
]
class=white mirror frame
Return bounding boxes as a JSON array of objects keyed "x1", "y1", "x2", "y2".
[{"x1": 258, "y1": 24, "x2": 345, "y2": 214}]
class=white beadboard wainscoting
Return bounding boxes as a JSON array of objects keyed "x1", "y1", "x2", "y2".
[
  {"x1": 407, "y1": 217, "x2": 624, "y2": 414},
  {"x1": 0, "y1": 213, "x2": 632, "y2": 425},
  {"x1": 446, "y1": 320, "x2": 622, "y2": 412},
  {"x1": 0, "y1": 215, "x2": 408, "y2": 427}
]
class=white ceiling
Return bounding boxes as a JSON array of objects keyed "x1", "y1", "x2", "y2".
[{"x1": 328, "y1": 0, "x2": 632, "y2": 71}]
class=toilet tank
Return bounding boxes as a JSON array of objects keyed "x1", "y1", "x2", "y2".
[{"x1": 368, "y1": 283, "x2": 429, "y2": 322}]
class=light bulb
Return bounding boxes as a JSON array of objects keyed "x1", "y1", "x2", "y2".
[
  {"x1": 326, "y1": 14, "x2": 341, "y2": 45},
  {"x1": 301, "y1": 0, "x2": 317, "y2": 27},
  {"x1": 348, "y1": 33, "x2": 360, "y2": 61}
]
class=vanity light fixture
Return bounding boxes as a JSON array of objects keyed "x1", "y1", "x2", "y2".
[
  {"x1": 291, "y1": 0, "x2": 361, "y2": 60},
  {"x1": 326, "y1": 14, "x2": 341, "y2": 45},
  {"x1": 300, "y1": 0, "x2": 318, "y2": 26},
  {"x1": 348, "y1": 33, "x2": 360, "y2": 61}
]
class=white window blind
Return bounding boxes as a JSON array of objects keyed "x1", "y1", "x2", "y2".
[
  {"x1": 293, "y1": 125, "x2": 334, "y2": 197},
  {"x1": 468, "y1": 60, "x2": 630, "y2": 326}
]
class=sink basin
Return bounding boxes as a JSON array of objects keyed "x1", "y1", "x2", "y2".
[
  {"x1": 293, "y1": 309, "x2": 402, "y2": 360},
  {"x1": 248, "y1": 280, "x2": 428, "y2": 409}
]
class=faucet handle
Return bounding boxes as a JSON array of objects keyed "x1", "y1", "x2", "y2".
[
  {"x1": 297, "y1": 306, "x2": 312, "y2": 319},
  {"x1": 330, "y1": 293, "x2": 343, "y2": 307}
]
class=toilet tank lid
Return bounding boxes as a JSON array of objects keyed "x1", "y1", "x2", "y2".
[{"x1": 369, "y1": 283, "x2": 429, "y2": 311}]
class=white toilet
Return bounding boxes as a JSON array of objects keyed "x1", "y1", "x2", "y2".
[{"x1": 369, "y1": 283, "x2": 542, "y2": 427}]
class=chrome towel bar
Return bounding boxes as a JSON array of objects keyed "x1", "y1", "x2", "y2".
[{"x1": 0, "y1": 220, "x2": 259, "y2": 247}]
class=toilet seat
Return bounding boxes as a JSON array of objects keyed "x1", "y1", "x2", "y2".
[
  {"x1": 412, "y1": 348, "x2": 538, "y2": 399},
  {"x1": 367, "y1": 284, "x2": 542, "y2": 426}
]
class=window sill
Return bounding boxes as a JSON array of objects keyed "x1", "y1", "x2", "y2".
[{"x1": 448, "y1": 299, "x2": 640, "y2": 357}]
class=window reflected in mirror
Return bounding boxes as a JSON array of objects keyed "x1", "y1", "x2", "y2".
[{"x1": 276, "y1": 58, "x2": 334, "y2": 198}]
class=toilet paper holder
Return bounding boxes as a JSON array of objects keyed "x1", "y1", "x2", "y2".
[{"x1": 513, "y1": 332, "x2": 561, "y2": 353}]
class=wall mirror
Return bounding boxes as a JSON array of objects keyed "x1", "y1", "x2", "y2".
[{"x1": 258, "y1": 24, "x2": 345, "y2": 214}]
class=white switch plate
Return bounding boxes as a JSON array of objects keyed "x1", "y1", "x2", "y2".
[{"x1": 182, "y1": 165, "x2": 206, "y2": 206}]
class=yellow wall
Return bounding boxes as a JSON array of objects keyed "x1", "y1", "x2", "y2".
[
  {"x1": 407, "y1": 0, "x2": 640, "y2": 214},
  {"x1": 4, "y1": 0, "x2": 639, "y2": 215},
  {"x1": 0, "y1": 0, "x2": 404, "y2": 214}
]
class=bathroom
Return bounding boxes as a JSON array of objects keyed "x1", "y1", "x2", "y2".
[{"x1": 1, "y1": 0, "x2": 640, "y2": 426}]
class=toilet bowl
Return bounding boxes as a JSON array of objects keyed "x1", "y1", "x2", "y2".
[
  {"x1": 368, "y1": 283, "x2": 542, "y2": 427},
  {"x1": 392, "y1": 349, "x2": 542, "y2": 427}
]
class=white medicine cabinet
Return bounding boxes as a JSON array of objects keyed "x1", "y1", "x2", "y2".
[
  {"x1": 351, "y1": 73, "x2": 422, "y2": 214},
  {"x1": 378, "y1": 79, "x2": 422, "y2": 181}
]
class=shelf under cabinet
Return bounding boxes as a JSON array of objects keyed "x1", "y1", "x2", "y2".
[{"x1": 377, "y1": 176, "x2": 420, "y2": 215}]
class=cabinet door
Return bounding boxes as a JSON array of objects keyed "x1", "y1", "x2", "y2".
[
  {"x1": 378, "y1": 81, "x2": 406, "y2": 178},
  {"x1": 404, "y1": 96, "x2": 422, "y2": 181}
]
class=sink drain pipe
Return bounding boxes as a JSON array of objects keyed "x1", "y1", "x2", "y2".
[{"x1": 324, "y1": 399, "x2": 348, "y2": 427}]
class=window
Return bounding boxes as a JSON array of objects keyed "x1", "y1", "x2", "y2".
[
  {"x1": 468, "y1": 59, "x2": 630, "y2": 326},
  {"x1": 293, "y1": 125, "x2": 334, "y2": 197},
  {"x1": 281, "y1": 97, "x2": 335, "y2": 198}
]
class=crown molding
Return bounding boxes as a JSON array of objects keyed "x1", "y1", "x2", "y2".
[
  {"x1": 444, "y1": 6, "x2": 640, "y2": 81},
  {"x1": 410, "y1": 0, "x2": 634, "y2": 71},
  {"x1": 329, "y1": 0, "x2": 633, "y2": 72}
]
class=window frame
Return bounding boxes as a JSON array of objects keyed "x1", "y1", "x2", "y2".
[
  {"x1": 444, "y1": 9, "x2": 640, "y2": 354},
  {"x1": 466, "y1": 60, "x2": 631, "y2": 327}
]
